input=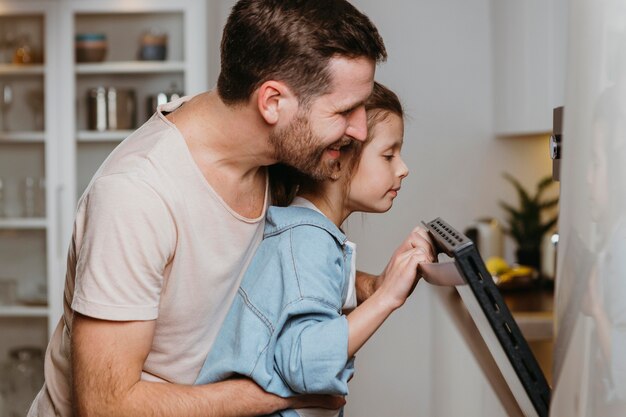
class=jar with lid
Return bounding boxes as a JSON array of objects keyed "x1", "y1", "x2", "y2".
[
  {"x1": 75, "y1": 33, "x2": 107, "y2": 63},
  {"x1": 138, "y1": 29, "x2": 167, "y2": 61},
  {"x1": 4, "y1": 346, "x2": 44, "y2": 417}
]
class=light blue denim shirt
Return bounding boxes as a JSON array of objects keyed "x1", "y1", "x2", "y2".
[{"x1": 195, "y1": 205, "x2": 355, "y2": 416}]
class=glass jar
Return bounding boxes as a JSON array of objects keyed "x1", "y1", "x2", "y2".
[
  {"x1": 12, "y1": 35, "x2": 41, "y2": 65},
  {"x1": 5, "y1": 346, "x2": 44, "y2": 417}
]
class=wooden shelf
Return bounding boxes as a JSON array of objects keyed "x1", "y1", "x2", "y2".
[
  {"x1": 76, "y1": 61, "x2": 185, "y2": 75},
  {"x1": 0, "y1": 64, "x2": 45, "y2": 76},
  {"x1": 0, "y1": 305, "x2": 49, "y2": 318},
  {"x1": 0, "y1": 218, "x2": 47, "y2": 229},
  {"x1": 0, "y1": 131, "x2": 45, "y2": 143},
  {"x1": 77, "y1": 130, "x2": 132, "y2": 142}
]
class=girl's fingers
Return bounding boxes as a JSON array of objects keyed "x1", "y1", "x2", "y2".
[{"x1": 408, "y1": 229, "x2": 436, "y2": 262}]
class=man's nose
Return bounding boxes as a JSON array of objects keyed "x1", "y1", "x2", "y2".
[{"x1": 345, "y1": 106, "x2": 367, "y2": 142}]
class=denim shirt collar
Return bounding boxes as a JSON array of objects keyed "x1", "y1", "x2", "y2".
[{"x1": 264, "y1": 206, "x2": 348, "y2": 245}]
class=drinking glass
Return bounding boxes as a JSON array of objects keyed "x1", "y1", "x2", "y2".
[
  {"x1": 0, "y1": 28, "x2": 16, "y2": 63},
  {"x1": 0, "y1": 278, "x2": 17, "y2": 305},
  {"x1": 0, "y1": 83, "x2": 13, "y2": 131},
  {"x1": 23, "y1": 177, "x2": 36, "y2": 217},
  {"x1": 26, "y1": 89, "x2": 44, "y2": 131},
  {"x1": 5, "y1": 347, "x2": 44, "y2": 417},
  {"x1": 0, "y1": 177, "x2": 5, "y2": 217}
]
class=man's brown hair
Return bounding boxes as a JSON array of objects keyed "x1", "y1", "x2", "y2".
[{"x1": 218, "y1": 0, "x2": 387, "y2": 105}]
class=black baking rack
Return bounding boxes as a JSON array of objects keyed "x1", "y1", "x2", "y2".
[{"x1": 423, "y1": 217, "x2": 551, "y2": 417}]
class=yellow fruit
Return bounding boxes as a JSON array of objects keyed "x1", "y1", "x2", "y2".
[
  {"x1": 498, "y1": 266, "x2": 535, "y2": 283},
  {"x1": 486, "y1": 257, "x2": 510, "y2": 275}
]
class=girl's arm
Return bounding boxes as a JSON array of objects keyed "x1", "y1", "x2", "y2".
[
  {"x1": 348, "y1": 245, "x2": 430, "y2": 356},
  {"x1": 273, "y1": 230, "x2": 430, "y2": 394},
  {"x1": 355, "y1": 226, "x2": 436, "y2": 304}
]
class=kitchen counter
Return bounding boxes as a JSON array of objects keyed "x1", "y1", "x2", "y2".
[{"x1": 503, "y1": 288, "x2": 554, "y2": 342}]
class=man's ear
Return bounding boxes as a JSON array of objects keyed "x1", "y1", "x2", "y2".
[{"x1": 257, "y1": 80, "x2": 297, "y2": 126}]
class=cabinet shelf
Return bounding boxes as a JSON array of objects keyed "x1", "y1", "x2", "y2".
[
  {"x1": 0, "y1": 131, "x2": 45, "y2": 143},
  {"x1": 75, "y1": 61, "x2": 185, "y2": 75},
  {"x1": 0, "y1": 218, "x2": 47, "y2": 229},
  {"x1": 0, "y1": 64, "x2": 45, "y2": 76},
  {"x1": 77, "y1": 130, "x2": 132, "y2": 142},
  {"x1": 0, "y1": 306, "x2": 49, "y2": 317},
  {"x1": 0, "y1": 0, "x2": 207, "y2": 342}
]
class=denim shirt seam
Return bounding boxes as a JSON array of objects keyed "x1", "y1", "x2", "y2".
[
  {"x1": 341, "y1": 246, "x2": 350, "y2": 303},
  {"x1": 238, "y1": 287, "x2": 275, "y2": 333},
  {"x1": 236, "y1": 287, "x2": 274, "y2": 379},
  {"x1": 288, "y1": 228, "x2": 304, "y2": 298},
  {"x1": 265, "y1": 218, "x2": 347, "y2": 245},
  {"x1": 249, "y1": 340, "x2": 271, "y2": 378},
  {"x1": 287, "y1": 228, "x2": 343, "y2": 311}
]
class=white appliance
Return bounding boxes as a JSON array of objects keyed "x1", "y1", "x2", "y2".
[{"x1": 551, "y1": 0, "x2": 626, "y2": 415}]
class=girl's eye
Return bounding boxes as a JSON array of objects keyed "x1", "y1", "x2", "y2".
[{"x1": 383, "y1": 155, "x2": 394, "y2": 161}]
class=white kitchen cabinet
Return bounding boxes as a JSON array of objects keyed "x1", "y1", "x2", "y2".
[
  {"x1": 0, "y1": 0, "x2": 207, "y2": 365},
  {"x1": 491, "y1": 0, "x2": 568, "y2": 135}
]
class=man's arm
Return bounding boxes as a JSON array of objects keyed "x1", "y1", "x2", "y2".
[
  {"x1": 71, "y1": 313, "x2": 343, "y2": 417},
  {"x1": 354, "y1": 270, "x2": 378, "y2": 305},
  {"x1": 355, "y1": 226, "x2": 436, "y2": 304}
]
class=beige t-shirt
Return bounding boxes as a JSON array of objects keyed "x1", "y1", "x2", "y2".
[{"x1": 29, "y1": 97, "x2": 268, "y2": 417}]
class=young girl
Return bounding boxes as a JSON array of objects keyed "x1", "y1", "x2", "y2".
[{"x1": 195, "y1": 82, "x2": 426, "y2": 416}]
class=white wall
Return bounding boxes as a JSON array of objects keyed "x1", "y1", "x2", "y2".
[
  {"x1": 208, "y1": 1, "x2": 556, "y2": 415},
  {"x1": 344, "y1": 1, "x2": 554, "y2": 416}
]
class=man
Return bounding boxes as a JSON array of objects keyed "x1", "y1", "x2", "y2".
[{"x1": 29, "y1": 1, "x2": 435, "y2": 416}]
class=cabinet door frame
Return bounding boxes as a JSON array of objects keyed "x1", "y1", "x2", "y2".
[
  {"x1": 0, "y1": 1, "x2": 61, "y2": 337},
  {"x1": 54, "y1": 0, "x2": 208, "y2": 333}
]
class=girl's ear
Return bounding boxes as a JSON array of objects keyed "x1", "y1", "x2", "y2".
[{"x1": 256, "y1": 80, "x2": 298, "y2": 126}]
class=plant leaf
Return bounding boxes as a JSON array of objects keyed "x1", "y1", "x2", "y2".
[
  {"x1": 503, "y1": 173, "x2": 532, "y2": 207},
  {"x1": 539, "y1": 197, "x2": 560, "y2": 210},
  {"x1": 500, "y1": 173, "x2": 558, "y2": 248}
]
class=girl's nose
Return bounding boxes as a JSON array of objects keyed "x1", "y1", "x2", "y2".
[{"x1": 398, "y1": 157, "x2": 409, "y2": 178}]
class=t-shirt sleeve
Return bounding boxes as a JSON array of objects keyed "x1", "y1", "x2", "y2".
[{"x1": 71, "y1": 174, "x2": 176, "y2": 321}]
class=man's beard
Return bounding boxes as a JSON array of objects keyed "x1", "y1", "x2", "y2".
[{"x1": 269, "y1": 112, "x2": 343, "y2": 180}]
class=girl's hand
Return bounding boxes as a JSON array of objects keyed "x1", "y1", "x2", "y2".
[
  {"x1": 375, "y1": 244, "x2": 431, "y2": 311},
  {"x1": 396, "y1": 226, "x2": 437, "y2": 263},
  {"x1": 373, "y1": 226, "x2": 437, "y2": 292}
]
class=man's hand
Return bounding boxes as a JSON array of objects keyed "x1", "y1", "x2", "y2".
[{"x1": 288, "y1": 394, "x2": 346, "y2": 410}]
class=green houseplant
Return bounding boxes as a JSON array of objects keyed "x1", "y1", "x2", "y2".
[{"x1": 499, "y1": 173, "x2": 559, "y2": 272}]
